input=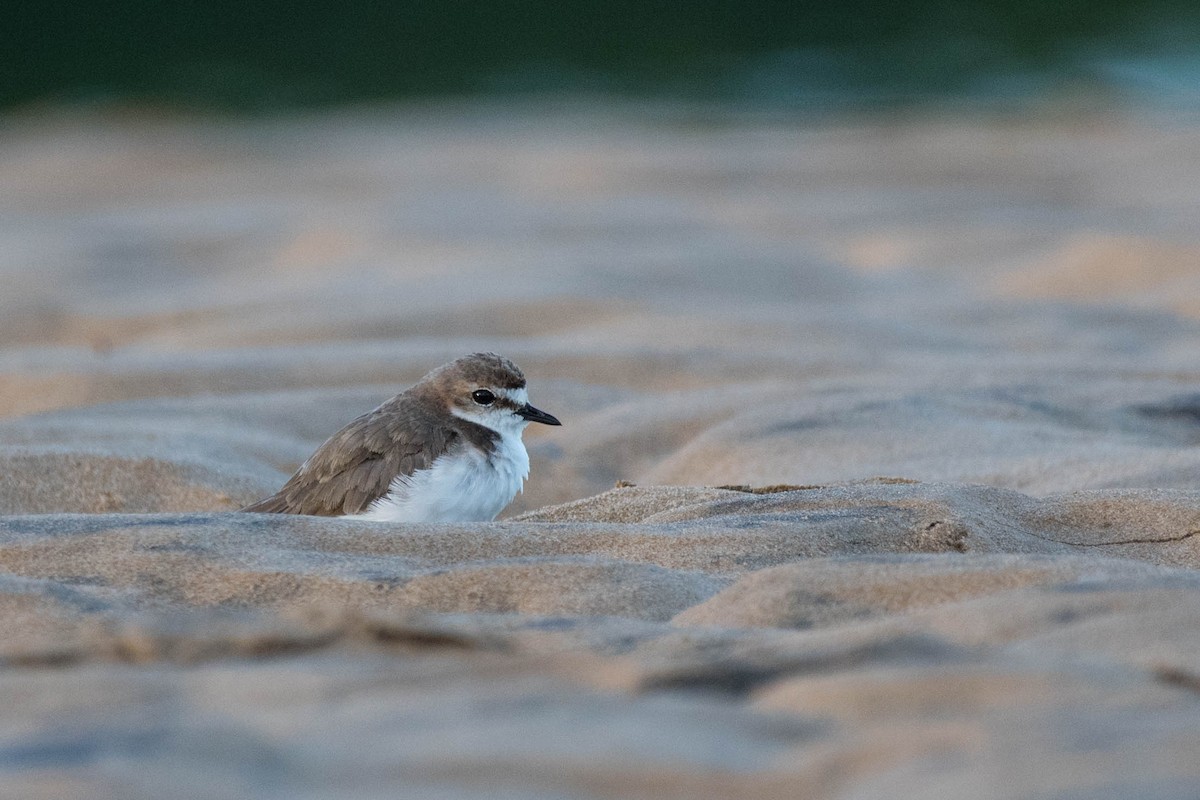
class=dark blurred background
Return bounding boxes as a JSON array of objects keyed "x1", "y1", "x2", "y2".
[{"x1": 5, "y1": 0, "x2": 1200, "y2": 112}]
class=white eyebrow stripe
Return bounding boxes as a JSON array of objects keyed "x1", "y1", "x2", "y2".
[{"x1": 501, "y1": 387, "x2": 529, "y2": 407}]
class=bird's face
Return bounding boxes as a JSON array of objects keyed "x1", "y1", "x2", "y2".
[
  {"x1": 449, "y1": 383, "x2": 561, "y2": 434},
  {"x1": 429, "y1": 352, "x2": 561, "y2": 435}
]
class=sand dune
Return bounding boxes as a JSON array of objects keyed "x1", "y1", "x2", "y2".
[{"x1": 1, "y1": 105, "x2": 1199, "y2": 798}]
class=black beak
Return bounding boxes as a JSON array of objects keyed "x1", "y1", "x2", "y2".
[{"x1": 517, "y1": 403, "x2": 561, "y2": 426}]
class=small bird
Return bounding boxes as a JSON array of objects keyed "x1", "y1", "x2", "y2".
[{"x1": 242, "y1": 353, "x2": 561, "y2": 521}]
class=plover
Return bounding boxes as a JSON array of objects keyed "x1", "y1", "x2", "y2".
[{"x1": 242, "y1": 352, "x2": 560, "y2": 521}]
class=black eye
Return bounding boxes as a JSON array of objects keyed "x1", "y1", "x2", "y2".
[{"x1": 471, "y1": 389, "x2": 495, "y2": 406}]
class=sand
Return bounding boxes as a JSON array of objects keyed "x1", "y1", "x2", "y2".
[{"x1": 1, "y1": 102, "x2": 1199, "y2": 799}]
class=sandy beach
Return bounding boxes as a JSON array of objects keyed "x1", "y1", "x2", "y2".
[{"x1": 1, "y1": 103, "x2": 1199, "y2": 799}]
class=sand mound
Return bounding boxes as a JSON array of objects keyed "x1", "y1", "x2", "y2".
[
  {"x1": 999, "y1": 234, "x2": 1200, "y2": 318},
  {"x1": 671, "y1": 553, "x2": 1153, "y2": 628},
  {"x1": 0, "y1": 451, "x2": 254, "y2": 513}
]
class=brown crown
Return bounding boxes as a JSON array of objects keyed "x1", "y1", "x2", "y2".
[{"x1": 420, "y1": 352, "x2": 527, "y2": 393}]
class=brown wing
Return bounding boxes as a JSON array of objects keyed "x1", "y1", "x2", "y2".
[{"x1": 241, "y1": 396, "x2": 458, "y2": 516}]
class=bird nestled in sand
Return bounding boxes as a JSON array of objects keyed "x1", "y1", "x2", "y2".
[{"x1": 242, "y1": 353, "x2": 561, "y2": 521}]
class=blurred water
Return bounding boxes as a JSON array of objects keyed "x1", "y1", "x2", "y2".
[{"x1": 4, "y1": 1, "x2": 1200, "y2": 112}]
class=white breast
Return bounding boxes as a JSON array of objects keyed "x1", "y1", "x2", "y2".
[{"x1": 350, "y1": 431, "x2": 530, "y2": 523}]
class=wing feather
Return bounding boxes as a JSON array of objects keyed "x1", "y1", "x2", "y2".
[{"x1": 241, "y1": 395, "x2": 457, "y2": 516}]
